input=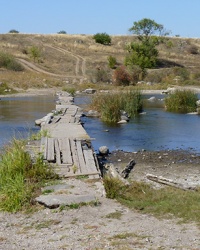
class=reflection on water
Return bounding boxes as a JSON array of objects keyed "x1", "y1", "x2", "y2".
[{"x1": 0, "y1": 95, "x2": 55, "y2": 148}]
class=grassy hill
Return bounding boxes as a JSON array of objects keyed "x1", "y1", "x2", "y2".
[{"x1": 0, "y1": 33, "x2": 200, "y2": 91}]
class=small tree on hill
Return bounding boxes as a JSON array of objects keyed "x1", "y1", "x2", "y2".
[
  {"x1": 29, "y1": 46, "x2": 41, "y2": 62},
  {"x1": 57, "y1": 30, "x2": 67, "y2": 34},
  {"x1": 93, "y1": 32, "x2": 111, "y2": 45},
  {"x1": 8, "y1": 29, "x2": 19, "y2": 34},
  {"x1": 126, "y1": 18, "x2": 169, "y2": 71}
]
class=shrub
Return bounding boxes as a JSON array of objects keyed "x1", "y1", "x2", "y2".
[
  {"x1": 94, "y1": 67, "x2": 111, "y2": 83},
  {"x1": 93, "y1": 32, "x2": 111, "y2": 45},
  {"x1": 57, "y1": 30, "x2": 67, "y2": 34},
  {"x1": 187, "y1": 45, "x2": 198, "y2": 55},
  {"x1": 112, "y1": 66, "x2": 131, "y2": 86},
  {"x1": 8, "y1": 29, "x2": 19, "y2": 33},
  {"x1": 0, "y1": 52, "x2": 24, "y2": 71},
  {"x1": 108, "y1": 55, "x2": 117, "y2": 69},
  {"x1": 165, "y1": 89, "x2": 198, "y2": 113}
]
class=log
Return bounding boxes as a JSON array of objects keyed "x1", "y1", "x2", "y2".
[
  {"x1": 105, "y1": 163, "x2": 129, "y2": 185},
  {"x1": 146, "y1": 174, "x2": 197, "y2": 191},
  {"x1": 121, "y1": 159, "x2": 135, "y2": 178}
]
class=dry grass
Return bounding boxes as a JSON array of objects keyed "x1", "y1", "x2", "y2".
[{"x1": 1, "y1": 34, "x2": 200, "y2": 89}]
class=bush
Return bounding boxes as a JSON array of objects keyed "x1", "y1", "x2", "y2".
[
  {"x1": 112, "y1": 66, "x2": 131, "y2": 86},
  {"x1": 0, "y1": 52, "x2": 24, "y2": 71},
  {"x1": 108, "y1": 55, "x2": 117, "y2": 69},
  {"x1": 8, "y1": 29, "x2": 19, "y2": 33},
  {"x1": 165, "y1": 89, "x2": 198, "y2": 113},
  {"x1": 93, "y1": 67, "x2": 111, "y2": 83},
  {"x1": 93, "y1": 32, "x2": 111, "y2": 45},
  {"x1": 57, "y1": 30, "x2": 67, "y2": 34},
  {"x1": 187, "y1": 45, "x2": 198, "y2": 55}
]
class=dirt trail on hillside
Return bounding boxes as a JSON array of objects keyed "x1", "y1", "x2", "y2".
[{"x1": 45, "y1": 45, "x2": 86, "y2": 77}]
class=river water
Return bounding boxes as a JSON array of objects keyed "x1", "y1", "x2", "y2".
[
  {"x1": 0, "y1": 94, "x2": 200, "y2": 153},
  {"x1": 0, "y1": 95, "x2": 55, "y2": 148}
]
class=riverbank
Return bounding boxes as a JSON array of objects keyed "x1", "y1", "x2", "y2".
[{"x1": 0, "y1": 87, "x2": 199, "y2": 249}]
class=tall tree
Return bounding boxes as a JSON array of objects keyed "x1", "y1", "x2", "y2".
[{"x1": 125, "y1": 18, "x2": 169, "y2": 71}]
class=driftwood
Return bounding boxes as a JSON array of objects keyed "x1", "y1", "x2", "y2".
[
  {"x1": 146, "y1": 174, "x2": 197, "y2": 191},
  {"x1": 105, "y1": 163, "x2": 129, "y2": 185},
  {"x1": 121, "y1": 160, "x2": 135, "y2": 178}
]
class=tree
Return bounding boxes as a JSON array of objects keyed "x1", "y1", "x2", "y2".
[
  {"x1": 29, "y1": 46, "x2": 41, "y2": 62},
  {"x1": 126, "y1": 18, "x2": 168, "y2": 71},
  {"x1": 8, "y1": 29, "x2": 19, "y2": 34},
  {"x1": 93, "y1": 33, "x2": 111, "y2": 45},
  {"x1": 57, "y1": 30, "x2": 67, "y2": 34}
]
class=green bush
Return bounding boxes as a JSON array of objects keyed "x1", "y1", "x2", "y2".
[
  {"x1": 108, "y1": 55, "x2": 117, "y2": 69},
  {"x1": 165, "y1": 89, "x2": 198, "y2": 113},
  {"x1": 0, "y1": 52, "x2": 24, "y2": 71},
  {"x1": 93, "y1": 32, "x2": 111, "y2": 45}
]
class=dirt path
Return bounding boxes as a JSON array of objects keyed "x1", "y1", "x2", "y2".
[
  {"x1": 0, "y1": 178, "x2": 199, "y2": 250},
  {"x1": 46, "y1": 45, "x2": 86, "y2": 77}
]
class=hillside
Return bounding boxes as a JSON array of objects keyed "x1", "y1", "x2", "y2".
[{"x1": 0, "y1": 33, "x2": 200, "y2": 90}]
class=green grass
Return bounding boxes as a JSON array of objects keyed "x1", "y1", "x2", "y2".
[
  {"x1": 103, "y1": 177, "x2": 200, "y2": 224},
  {"x1": 91, "y1": 90, "x2": 143, "y2": 123},
  {"x1": 0, "y1": 139, "x2": 58, "y2": 212},
  {"x1": 165, "y1": 89, "x2": 198, "y2": 113}
]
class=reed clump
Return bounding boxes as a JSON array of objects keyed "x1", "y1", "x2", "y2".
[
  {"x1": 91, "y1": 90, "x2": 143, "y2": 123},
  {"x1": 165, "y1": 89, "x2": 198, "y2": 113},
  {"x1": 0, "y1": 139, "x2": 57, "y2": 212}
]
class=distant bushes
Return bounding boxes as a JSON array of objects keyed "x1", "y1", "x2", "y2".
[
  {"x1": 0, "y1": 52, "x2": 23, "y2": 71},
  {"x1": 165, "y1": 89, "x2": 198, "y2": 113}
]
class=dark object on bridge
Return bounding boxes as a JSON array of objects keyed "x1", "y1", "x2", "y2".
[{"x1": 121, "y1": 160, "x2": 136, "y2": 178}]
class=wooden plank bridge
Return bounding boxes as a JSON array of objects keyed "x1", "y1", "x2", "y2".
[{"x1": 39, "y1": 92, "x2": 101, "y2": 179}]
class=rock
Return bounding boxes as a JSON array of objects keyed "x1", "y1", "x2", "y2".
[
  {"x1": 196, "y1": 100, "x2": 200, "y2": 106},
  {"x1": 99, "y1": 146, "x2": 109, "y2": 155},
  {"x1": 120, "y1": 115, "x2": 129, "y2": 121},
  {"x1": 35, "y1": 194, "x2": 96, "y2": 209},
  {"x1": 84, "y1": 88, "x2": 96, "y2": 94},
  {"x1": 86, "y1": 110, "x2": 100, "y2": 117},
  {"x1": 117, "y1": 120, "x2": 127, "y2": 124},
  {"x1": 148, "y1": 96, "x2": 156, "y2": 101}
]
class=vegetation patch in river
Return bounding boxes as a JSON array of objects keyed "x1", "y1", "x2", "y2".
[
  {"x1": 165, "y1": 89, "x2": 198, "y2": 113},
  {"x1": 90, "y1": 90, "x2": 143, "y2": 123}
]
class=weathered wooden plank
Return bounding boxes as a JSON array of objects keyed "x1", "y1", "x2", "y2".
[
  {"x1": 146, "y1": 174, "x2": 197, "y2": 191},
  {"x1": 54, "y1": 139, "x2": 61, "y2": 165},
  {"x1": 76, "y1": 140, "x2": 87, "y2": 173},
  {"x1": 47, "y1": 138, "x2": 55, "y2": 162},
  {"x1": 58, "y1": 138, "x2": 73, "y2": 165},
  {"x1": 40, "y1": 137, "x2": 47, "y2": 160},
  {"x1": 83, "y1": 149, "x2": 99, "y2": 178},
  {"x1": 70, "y1": 139, "x2": 81, "y2": 174}
]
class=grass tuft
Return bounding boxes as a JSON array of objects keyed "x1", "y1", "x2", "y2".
[
  {"x1": 165, "y1": 89, "x2": 198, "y2": 113},
  {"x1": 0, "y1": 139, "x2": 58, "y2": 212}
]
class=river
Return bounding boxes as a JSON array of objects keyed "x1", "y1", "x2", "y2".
[{"x1": 0, "y1": 93, "x2": 200, "y2": 153}]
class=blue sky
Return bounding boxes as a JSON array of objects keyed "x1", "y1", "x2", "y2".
[{"x1": 1, "y1": 0, "x2": 200, "y2": 37}]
